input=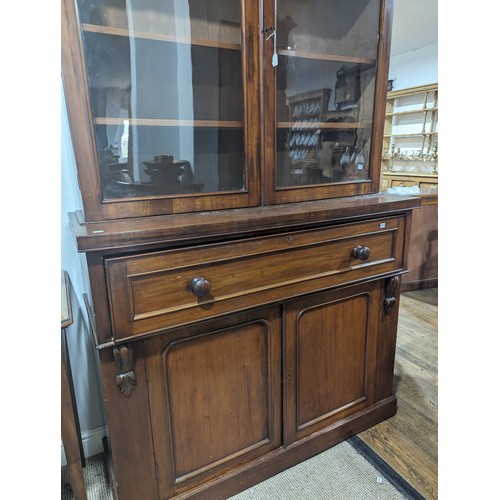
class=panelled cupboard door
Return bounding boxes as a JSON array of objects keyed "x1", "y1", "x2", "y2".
[
  {"x1": 284, "y1": 281, "x2": 383, "y2": 444},
  {"x1": 62, "y1": 0, "x2": 260, "y2": 221},
  {"x1": 263, "y1": 0, "x2": 392, "y2": 204},
  {"x1": 143, "y1": 307, "x2": 282, "y2": 498}
]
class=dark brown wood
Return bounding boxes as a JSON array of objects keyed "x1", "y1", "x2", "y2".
[
  {"x1": 375, "y1": 274, "x2": 401, "y2": 401},
  {"x1": 370, "y1": 0, "x2": 394, "y2": 194},
  {"x1": 98, "y1": 344, "x2": 158, "y2": 500},
  {"x1": 262, "y1": 0, "x2": 394, "y2": 206},
  {"x1": 383, "y1": 275, "x2": 399, "y2": 312},
  {"x1": 113, "y1": 346, "x2": 137, "y2": 397},
  {"x1": 284, "y1": 281, "x2": 384, "y2": 444},
  {"x1": 144, "y1": 308, "x2": 282, "y2": 497},
  {"x1": 104, "y1": 216, "x2": 407, "y2": 343},
  {"x1": 61, "y1": 344, "x2": 87, "y2": 500},
  {"x1": 61, "y1": 1, "x2": 413, "y2": 498},
  {"x1": 61, "y1": 271, "x2": 87, "y2": 499},
  {"x1": 61, "y1": 0, "x2": 261, "y2": 222},
  {"x1": 69, "y1": 195, "x2": 419, "y2": 252},
  {"x1": 168, "y1": 397, "x2": 398, "y2": 500},
  {"x1": 352, "y1": 244, "x2": 371, "y2": 261},
  {"x1": 86, "y1": 252, "x2": 114, "y2": 346},
  {"x1": 400, "y1": 195, "x2": 438, "y2": 292},
  {"x1": 190, "y1": 277, "x2": 212, "y2": 297}
]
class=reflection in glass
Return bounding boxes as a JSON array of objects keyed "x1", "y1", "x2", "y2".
[
  {"x1": 275, "y1": 0, "x2": 380, "y2": 188},
  {"x1": 76, "y1": 0, "x2": 245, "y2": 199}
]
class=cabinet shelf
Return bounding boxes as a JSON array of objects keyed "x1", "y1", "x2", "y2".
[
  {"x1": 381, "y1": 83, "x2": 438, "y2": 191},
  {"x1": 94, "y1": 118, "x2": 243, "y2": 128},
  {"x1": 385, "y1": 107, "x2": 438, "y2": 117},
  {"x1": 277, "y1": 49, "x2": 375, "y2": 65},
  {"x1": 382, "y1": 157, "x2": 436, "y2": 162},
  {"x1": 384, "y1": 132, "x2": 438, "y2": 139},
  {"x1": 278, "y1": 121, "x2": 370, "y2": 129},
  {"x1": 82, "y1": 23, "x2": 241, "y2": 51},
  {"x1": 383, "y1": 172, "x2": 438, "y2": 178}
]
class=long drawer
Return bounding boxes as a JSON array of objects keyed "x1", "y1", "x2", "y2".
[{"x1": 105, "y1": 216, "x2": 407, "y2": 340}]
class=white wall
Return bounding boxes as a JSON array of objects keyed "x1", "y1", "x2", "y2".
[
  {"x1": 61, "y1": 84, "x2": 107, "y2": 463},
  {"x1": 389, "y1": 43, "x2": 438, "y2": 90}
]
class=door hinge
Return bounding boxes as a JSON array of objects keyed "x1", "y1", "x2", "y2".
[
  {"x1": 144, "y1": 360, "x2": 149, "y2": 382},
  {"x1": 155, "y1": 464, "x2": 159, "y2": 479}
]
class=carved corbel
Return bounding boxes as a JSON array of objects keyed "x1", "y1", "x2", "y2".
[
  {"x1": 384, "y1": 276, "x2": 400, "y2": 313},
  {"x1": 113, "y1": 346, "x2": 137, "y2": 397}
]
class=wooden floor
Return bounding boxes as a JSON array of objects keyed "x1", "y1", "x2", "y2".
[{"x1": 358, "y1": 288, "x2": 438, "y2": 499}]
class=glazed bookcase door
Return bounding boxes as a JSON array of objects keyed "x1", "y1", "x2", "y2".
[
  {"x1": 62, "y1": 0, "x2": 260, "y2": 221},
  {"x1": 263, "y1": 0, "x2": 392, "y2": 204}
]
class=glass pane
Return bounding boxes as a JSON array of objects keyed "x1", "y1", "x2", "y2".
[
  {"x1": 275, "y1": 0, "x2": 381, "y2": 188},
  {"x1": 76, "y1": 0, "x2": 245, "y2": 199}
]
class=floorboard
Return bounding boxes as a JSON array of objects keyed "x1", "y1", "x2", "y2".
[{"x1": 358, "y1": 288, "x2": 438, "y2": 499}]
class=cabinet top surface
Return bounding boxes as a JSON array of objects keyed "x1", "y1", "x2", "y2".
[{"x1": 69, "y1": 194, "x2": 419, "y2": 253}]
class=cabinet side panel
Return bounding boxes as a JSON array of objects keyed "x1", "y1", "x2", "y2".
[
  {"x1": 98, "y1": 344, "x2": 158, "y2": 500},
  {"x1": 375, "y1": 276, "x2": 401, "y2": 400}
]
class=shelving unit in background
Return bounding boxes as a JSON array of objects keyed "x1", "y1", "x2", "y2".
[{"x1": 381, "y1": 83, "x2": 438, "y2": 193}]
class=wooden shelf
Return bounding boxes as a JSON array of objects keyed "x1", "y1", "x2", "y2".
[
  {"x1": 382, "y1": 157, "x2": 437, "y2": 162},
  {"x1": 383, "y1": 172, "x2": 438, "y2": 178},
  {"x1": 381, "y1": 84, "x2": 438, "y2": 193},
  {"x1": 277, "y1": 49, "x2": 375, "y2": 65},
  {"x1": 278, "y1": 121, "x2": 370, "y2": 129},
  {"x1": 386, "y1": 83, "x2": 438, "y2": 99},
  {"x1": 94, "y1": 118, "x2": 243, "y2": 128},
  {"x1": 82, "y1": 23, "x2": 241, "y2": 51},
  {"x1": 384, "y1": 132, "x2": 438, "y2": 139},
  {"x1": 386, "y1": 107, "x2": 438, "y2": 117}
]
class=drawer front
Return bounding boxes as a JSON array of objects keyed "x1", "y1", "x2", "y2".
[
  {"x1": 105, "y1": 216, "x2": 407, "y2": 340},
  {"x1": 391, "y1": 180, "x2": 416, "y2": 188}
]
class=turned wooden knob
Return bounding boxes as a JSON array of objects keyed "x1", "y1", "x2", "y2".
[
  {"x1": 191, "y1": 277, "x2": 211, "y2": 297},
  {"x1": 352, "y1": 245, "x2": 371, "y2": 260}
]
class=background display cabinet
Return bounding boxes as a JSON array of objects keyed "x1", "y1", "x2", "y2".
[
  {"x1": 381, "y1": 83, "x2": 438, "y2": 193},
  {"x1": 379, "y1": 84, "x2": 438, "y2": 291},
  {"x1": 62, "y1": 0, "x2": 419, "y2": 498}
]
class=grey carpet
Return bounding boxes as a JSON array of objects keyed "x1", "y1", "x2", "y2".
[{"x1": 61, "y1": 441, "x2": 410, "y2": 499}]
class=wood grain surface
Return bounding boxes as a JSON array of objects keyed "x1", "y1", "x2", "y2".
[{"x1": 358, "y1": 288, "x2": 438, "y2": 499}]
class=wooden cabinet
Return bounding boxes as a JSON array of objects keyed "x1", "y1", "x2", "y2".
[
  {"x1": 381, "y1": 83, "x2": 438, "y2": 194},
  {"x1": 400, "y1": 194, "x2": 438, "y2": 291},
  {"x1": 62, "y1": 0, "x2": 419, "y2": 498},
  {"x1": 98, "y1": 277, "x2": 402, "y2": 499}
]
